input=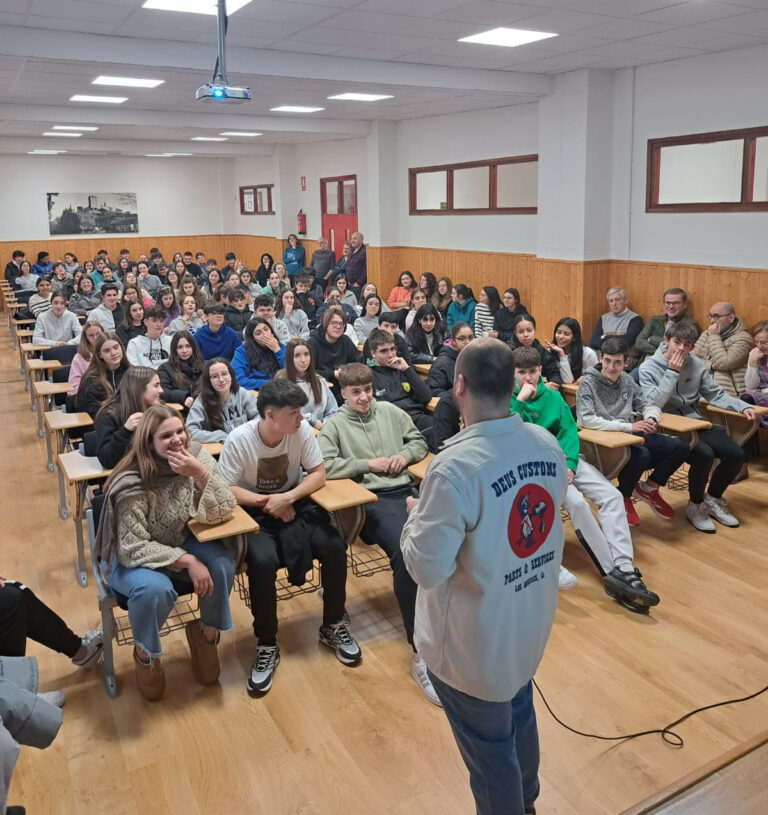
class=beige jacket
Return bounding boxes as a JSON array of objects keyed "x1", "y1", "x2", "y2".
[{"x1": 692, "y1": 317, "x2": 752, "y2": 397}]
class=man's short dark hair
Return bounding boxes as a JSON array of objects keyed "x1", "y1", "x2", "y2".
[
  {"x1": 204, "y1": 302, "x2": 225, "y2": 316},
  {"x1": 457, "y1": 338, "x2": 517, "y2": 403},
  {"x1": 510, "y1": 345, "x2": 542, "y2": 371},
  {"x1": 228, "y1": 288, "x2": 246, "y2": 302},
  {"x1": 338, "y1": 363, "x2": 372, "y2": 389},
  {"x1": 663, "y1": 287, "x2": 687, "y2": 302},
  {"x1": 144, "y1": 305, "x2": 166, "y2": 321},
  {"x1": 378, "y1": 312, "x2": 398, "y2": 326},
  {"x1": 253, "y1": 294, "x2": 273, "y2": 310},
  {"x1": 151, "y1": 252, "x2": 162, "y2": 261},
  {"x1": 207, "y1": 258, "x2": 217, "y2": 266},
  {"x1": 183, "y1": 251, "x2": 193, "y2": 258},
  {"x1": 368, "y1": 329, "x2": 394, "y2": 352},
  {"x1": 296, "y1": 272, "x2": 313, "y2": 286},
  {"x1": 101, "y1": 283, "x2": 119, "y2": 297},
  {"x1": 256, "y1": 378, "x2": 308, "y2": 418},
  {"x1": 600, "y1": 338, "x2": 628, "y2": 359},
  {"x1": 225, "y1": 252, "x2": 236, "y2": 261},
  {"x1": 120, "y1": 248, "x2": 130, "y2": 256},
  {"x1": 12, "y1": 250, "x2": 24, "y2": 260},
  {"x1": 150, "y1": 247, "x2": 160, "y2": 255},
  {"x1": 665, "y1": 320, "x2": 698, "y2": 345}
]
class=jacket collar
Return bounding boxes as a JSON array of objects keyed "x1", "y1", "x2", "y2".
[{"x1": 441, "y1": 414, "x2": 522, "y2": 449}]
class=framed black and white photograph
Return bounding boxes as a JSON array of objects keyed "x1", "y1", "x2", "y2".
[{"x1": 47, "y1": 192, "x2": 139, "y2": 235}]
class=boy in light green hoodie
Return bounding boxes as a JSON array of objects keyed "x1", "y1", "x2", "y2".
[
  {"x1": 509, "y1": 346, "x2": 659, "y2": 613},
  {"x1": 318, "y1": 363, "x2": 438, "y2": 704}
]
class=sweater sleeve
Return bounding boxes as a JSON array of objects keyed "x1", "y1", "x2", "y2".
[
  {"x1": 541, "y1": 348, "x2": 562, "y2": 385},
  {"x1": 404, "y1": 365, "x2": 431, "y2": 406},
  {"x1": 575, "y1": 382, "x2": 633, "y2": 433},
  {"x1": 158, "y1": 364, "x2": 189, "y2": 405},
  {"x1": 115, "y1": 495, "x2": 185, "y2": 569},
  {"x1": 426, "y1": 358, "x2": 453, "y2": 398},
  {"x1": 32, "y1": 314, "x2": 57, "y2": 346},
  {"x1": 397, "y1": 408, "x2": 429, "y2": 463},
  {"x1": 698, "y1": 368, "x2": 752, "y2": 413},
  {"x1": 556, "y1": 401, "x2": 581, "y2": 472},
  {"x1": 625, "y1": 315, "x2": 644, "y2": 348},
  {"x1": 230, "y1": 345, "x2": 262, "y2": 390},
  {"x1": 95, "y1": 413, "x2": 134, "y2": 469},
  {"x1": 558, "y1": 356, "x2": 575, "y2": 384},
  {"x1": 126, "y1": 338, "x2": 142, "y2": 367},
  {"x1": 744, "y1": 362, "x2": 762, "y2": 390},
  {"x1": 317, "y1": 420, "x2": 371, "y2": 480},
  {"x1": 190, "y1": 448, "x2": 236, "y2": 525},
  {"x1": 589, "y1": 317, "x2": 604, "y2": 350},
  {"x1": 634, "y1": 318, "x2": 660, "y2": 357},
  {"x1": 68, "y1": 354, "x2": 88, "y2": 393},
  {"x1": 638, "y1": 361, "x2": 679, "y2": 409},
  {"x1": 186, "y1": 398, "x2": 227, "y2": 443}
]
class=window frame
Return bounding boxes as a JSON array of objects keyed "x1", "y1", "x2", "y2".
[
  {"x1": 408, "y1": 155, "x2": 538, "y2": 216},
  {"x1": 646, "y1": 126, "x2": 768, "y2": 213},
  {"x1": 239, "y1": 184, "x2": 275, "y2": 215}
]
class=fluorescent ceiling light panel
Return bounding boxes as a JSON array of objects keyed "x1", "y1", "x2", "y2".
[
  {"x1": 70, "y1": 95, "x2": 127, "y2": 104},
  {"x1": 270, "y1": 106, "x2": 324, "y2": 113},
  {"x1": 29, "y1": 149, "x2": 66, "y2": 154},
  {"x1": 142, "y1": 0, "x2": 253, "y2": 14},
  {"x1": 146, "y1": 152, "x2": 193, "y2": 157},
  {"x1": 219, "y1": 131, "x2": 262, "y2": 137},
  {"x1": 52, "y1": 125, "x2": 99, "y2": 131},
  {"x1": 191, "y1": 136, "x2": 227, "y2": 141},
  {"x1": 43, "y1": 131, "x2": 82, "y2": 137},
  {"x1": 93, "y1": 76, "x2": 164, "y2": 89},
  {"x1": 458, "y1": 27, "x2": 557, "y2": 47},
  {"x1": 327, "y1": 93, "x2": 394, "y2": 102}
]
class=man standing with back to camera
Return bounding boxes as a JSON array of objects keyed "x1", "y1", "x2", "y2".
[{"x1": 401, "y1": 337, "x2": 568, "y2": 815}]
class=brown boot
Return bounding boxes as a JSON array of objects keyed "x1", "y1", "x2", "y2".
[
  {"x1": 133, "y1": 647, "x2": 165, "y2": 701},
  {"x1": 185, "y1": 619, "x2": 220, "y2": 686}
]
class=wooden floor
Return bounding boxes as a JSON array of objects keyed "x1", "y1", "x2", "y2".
[{"x1": 4, "y1": 324, "x2": 768, "y2": 815}]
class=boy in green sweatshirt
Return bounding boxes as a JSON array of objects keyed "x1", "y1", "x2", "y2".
[
  {"x1": 509, "y1": 346, "x2": 659, "y2": 613},
  {"x1": 317, "y1": 363, "x2": 439, "y2": 704}
]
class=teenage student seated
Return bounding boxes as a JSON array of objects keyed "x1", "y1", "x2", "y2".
[
  {"x1": 426, "y1": 322, "x2": 474, "y2": 399},
  {"x1": 223, "y1": 287, "x2": 252, "y2": 337},
  {"x1": 157, "y1": 331, "x2": 204, "y2": 410},
  {"x1": 68, "y1": 321, "x2": 104, "y2": 395},
  {"x1": 125, "y1": 305, "x2": 172, "y2": 370},
  {"x1": 187, "y1": 358, "x2": 259, "y2": 443},
  {"x1": 361, "y1": 310, "x2": 412, "y2": 365},
  {"x1": 275, "y1": 339, "x2": 338, "y2": 430},
  {"x1": 194, "y1": 303, "x2": 243, "y2": 362},
  {"x1": 318, "y1": 363, "x2": 438, "y2": 705},
  {"x1": 32, "y1": 292, "x2": 82, "y2": 347},
  {"x1": 543, "y1": 317, "x2": 597, "y2": 384},
  {"x1": 95, "y1": 404, "x2": 237, "y2": 701},
  {"x1": 231, "y1": 317, "x2": 285, "y2": 391},
  {"x1": 116, "y1": 299, "x2": 146, "y2": 348},
  {"x1": 252, "y1": 295, "x2": 291, "y2": 345},
  {"x1": 510, "y1": 346, "x2": 659, "y2": 613},
  {"x1": 308, "y1": 309, "x2": 361, "y2": 404},
  {"x1": 576, "y1": 338, "x2": 689, "y2": 527},
  {"x1": 508, "y1": 313, "x2": 562, "y2": 388},
  {"x1": 75, "y1": 333, "x2": 130, "y2": 419},
  {"x1": 218, "y1": 379, "x2": 360, "y2": 695},
  {"x1": 639, "y1": 320, "x2": 758, "y2": 533}
]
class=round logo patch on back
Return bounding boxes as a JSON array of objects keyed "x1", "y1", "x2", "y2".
[{"x1": 507, "y1": 484, "x2": 555, "y2": 558}]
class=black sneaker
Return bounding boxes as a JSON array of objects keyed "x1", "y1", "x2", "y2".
[
  {"x1": 604, "y1": 567, "x2": 660, "y2": 613},
  {"x1": 247, "y1": 645, "x2": 280, "y2": 694},
  {"x1": 319, "y1": 621, "x2": 362, "y2": 666}
]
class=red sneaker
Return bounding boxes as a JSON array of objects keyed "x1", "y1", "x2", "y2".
[
  {"x1": 624, "y1": 497, "x2": 640, "y2": 527},
  {"x1": 633, "y1": 484, "x2": 675, "y2": 520}
]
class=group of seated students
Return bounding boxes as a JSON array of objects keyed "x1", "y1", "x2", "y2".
[{"x1": 7, "y1": 244, "x2": 768, "y2": 710}]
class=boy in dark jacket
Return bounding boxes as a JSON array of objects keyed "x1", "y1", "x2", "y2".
[
  {"x1": 223, "y1": 288, "x2": 252, "y2": 337},
  {"x1": 194, "y1": 303, "x2": 243, "y2": 362}
]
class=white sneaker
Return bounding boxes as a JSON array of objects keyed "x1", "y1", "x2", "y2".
[
  {"x1": 558, "y1": 566, "x2": 578, "y2": 590},
  {"x1": 411, "y1": 653, "x2": 442, "y2": 707},
  {"x1": 703, "y1": 494, "x2": 739, "y2": 528},
  {"x1": 71, "y1": 623, "x2": 103, "y2": 669},
  {"x1": 686, "y1": 501, "x2": 715, "y2": 533},
  {"x1": 38, "y1": 690, "x2": 65, "y2": 708}
]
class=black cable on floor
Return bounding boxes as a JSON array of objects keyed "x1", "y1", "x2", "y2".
[{"x1": 533, "y1": 678, "x2": 768, "y2": 748}]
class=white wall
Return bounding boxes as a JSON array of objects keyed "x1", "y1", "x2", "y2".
[
  {"x1": 226, "y1": 154, "x2": 277, "y2": 236},
  {"x1": 0, "y1": 155, "x2": 228, "y2": 242},
  {"x1": 397, "y1": 104, "x2": 539, "y2": 253},
  {"x1": 627, "y1": 44, "x2": 768, "y2": 268}
]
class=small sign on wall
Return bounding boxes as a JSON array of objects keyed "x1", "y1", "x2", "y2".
[{"x1": 301, "y1": 176, "x2": 307, "y2": 191}]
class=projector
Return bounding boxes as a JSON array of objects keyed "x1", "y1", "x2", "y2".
[{"x1": 195, "y1": 83, "x2": 252, "y2": 104}]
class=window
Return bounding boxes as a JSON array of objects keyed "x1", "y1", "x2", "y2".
[
  {"x1": 239, "y1": 184, "x2": 274, "y2": 215},
  {"x1": 409, "y1": 155, "x2": 537, "y2": 215},
  {"x1": 646, "y1": 126, "x2": 768, "y2": 212}
]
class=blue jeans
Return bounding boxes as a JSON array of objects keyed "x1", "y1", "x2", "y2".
[
  {"x1": 106, "y1": 534, "x2": 236, "y2": 659},
  {"x1": 428, "y1": 671, "x2": 540, "y2": 815}
]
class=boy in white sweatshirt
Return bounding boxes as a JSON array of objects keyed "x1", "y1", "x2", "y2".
[{"x1": 126, "y1": 305, "x2": 171, "y2": 369}]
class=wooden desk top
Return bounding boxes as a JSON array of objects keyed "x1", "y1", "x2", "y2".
[
  {"x1": 578, "y1": 428, "x2": 644, "y2": 448},
  {"x1": 312, "y1": 478, "x2": 378, "y2": 512},
  {"x1": 44, "y1": 411, "x2": 93, "y2": 431},
  {"x1": 26, "y1": 358, "x2": 61, "y2": 372},
  {"x1": 16, "y1": 329, "x2": 34, "y2": 339},
  {"x1": 165, "y1": 402, "x2": 184, "y2": 412},
  {"x1": 413, "y1": 363, "x2": 431, "y2": 376},
  {"x1": 704, "y1": 403, "x2": 768, "y2": 416},
  {"x1": 33, "y1": 381, "x2": 72, "y2": 397},
  {"x1": 560, "y1": 382, "x2": 578, "y2": 396},
  {"x1": 58, "y1": 451, "x2": 111, "y2": 483},
  {"x1": 657, "y1": 413, "x2": 711, "y2": 432},
  {"x1": 202, "y1": 442, "x2": 222, "y2": 457},
  {"x1": 426, "y1": 397, "x2": 438, "y2": 414},
  {"x1": 12, "y1": 318, "x2": 36, "y2": 326},
  {"x1": 188, "y1": 505, "x2": 259, "y2": 542},
  {"x1": 21, "y1": 343, "x2": 49, "y2": 354},
  {"x1": 408, "y1": 453, "x2": 434, "y2": 482}
]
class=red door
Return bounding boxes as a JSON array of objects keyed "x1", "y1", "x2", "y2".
[{"x1": 320, "y1": 175, "x2": 358, "y2": 256}]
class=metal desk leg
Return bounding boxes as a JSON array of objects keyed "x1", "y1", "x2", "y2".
[
  {"x1": 28, "y1": 373, "x2": 37, "y2": 412},
  {"x1": 36, "y1": 396, "x2": 44, "y2": 436},
  {"x1": 73, "y1": 481, "x2": 88, "y2": 588},
  {"x1": 44, "y1": 421, "x2": 54, "y2": 471},
  {"x1": 57, "y1": 461, "x2": 69, "y2": 521}
]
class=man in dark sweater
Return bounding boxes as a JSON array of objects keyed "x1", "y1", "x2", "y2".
[
  {"x1": 368, "y1": 329, "x2": 433, "y2": 449},
  {"x1": 308, "y1": 238, "x2": 335, "y2": 288},
  {"x1": 4, "y1": 250, "x2": 24, "y2": 287},
  {"x1": 589, "y1": 286, "x2": 643, "y2": 355},
  {"x1": 223, "y1": 288, "x2": 252, "y2": 337}
]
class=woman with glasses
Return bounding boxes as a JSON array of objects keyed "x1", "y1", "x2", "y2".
[
  {"x1": 187, "y1": 358, "x2": 259, "y2": 442},
  {"x1": 426, "y1": 322, "x2": 474, "y2": 399},
  {"x1": 308, "y1": 308, "x2": 360, "y2": 403}
]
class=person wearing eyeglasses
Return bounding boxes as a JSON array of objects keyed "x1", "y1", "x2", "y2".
[
  {"x1": 691, "y1": 302, "x2": 753, "y2": 397},
  {"x1": 308, "y1": 308, "x2": 360, "y2": 404},
  {"x1": 632, "y1": 288, "x2": 698, "y2": 367}
]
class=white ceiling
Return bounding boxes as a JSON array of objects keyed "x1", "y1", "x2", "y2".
[{"x1": 1, "y1": 0, "x2": 768, "y2": 157}]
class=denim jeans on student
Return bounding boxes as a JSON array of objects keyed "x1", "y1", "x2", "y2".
[
  {"x1": 106, "y1": 534, "x2": 236, "y2": 659},
  {"x1": 427, "y1": 671, "x2": 540, "y2": 815}
]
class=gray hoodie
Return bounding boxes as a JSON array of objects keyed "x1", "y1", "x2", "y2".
[
  {"x1": 638, "y1": 344, "x2": 750, "y2": 418},
  {"x1": 576, "y1": 367, "x2": 659, "y2": 432},
  {"x1": 187, "y1": 388, "x2": 259, "y2": 442}
]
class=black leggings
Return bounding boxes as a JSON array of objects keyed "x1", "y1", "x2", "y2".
[
  {"x1": 687, "y1": 427, "x2": 745, "y2": 503},
  {"x1": 0, "y1": 582, "x2": 81, "y2": 658}
]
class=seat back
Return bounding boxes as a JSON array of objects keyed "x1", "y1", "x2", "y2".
[
  {"x1": 43, "y1": 345, "x2": 78, "y2": 365},
  {"x1": 51, "y1": 365, "x2": 72, "y2": 407}
]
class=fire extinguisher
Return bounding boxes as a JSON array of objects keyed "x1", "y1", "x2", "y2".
[{"x1": 297, "y1": 209, "x2": 307, "y2": 235}]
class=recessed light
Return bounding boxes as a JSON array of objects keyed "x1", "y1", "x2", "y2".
[
  {"x1": 327, "y1": 93, "x2": 394, "y2": 102},
  {"x1": 145, "y1": 152, "x2": 193, "y2": 157},
  {"x1": 52, "y1": 125, "x2": 99, "y2": 131},
  {"x1": 270, "y1": 106, "x2": 325, "y2": 113},
  {"x1": 219, "y1": 131, "x2": 262, "y2": 137},
  {"x1": 43, "y1": 131, "x2": 82, "y2": 137},
  {"x1": 458, "y1": 27, "x2": 558, "y2": 47},
  {"x1": 70, "y1": 94, "x2": 128, "y2": 104},
  {"x1": 93, "y1": 76, "x2": 164, "y2": 89},
  {"x1": 143, "y1": 0, "x2": 252, "y2": 14},
  {"x1": 191, "y1": 136, "x2": 227, "y2": 142},
  {"x1": 29, "y1": 149, "x2": 67, "y2": 154}
]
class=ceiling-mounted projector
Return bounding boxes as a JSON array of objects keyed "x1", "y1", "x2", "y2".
[
  {"x1": 196, "y1": 0, "x2": 250, "y2": 105},
  {"x1": 196, "y1": 83, "x2": 251, "y2": 104}
]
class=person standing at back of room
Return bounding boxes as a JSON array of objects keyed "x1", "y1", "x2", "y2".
[{"x1": 401, "y1": 337, "x2": 568, "y2": 815}]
